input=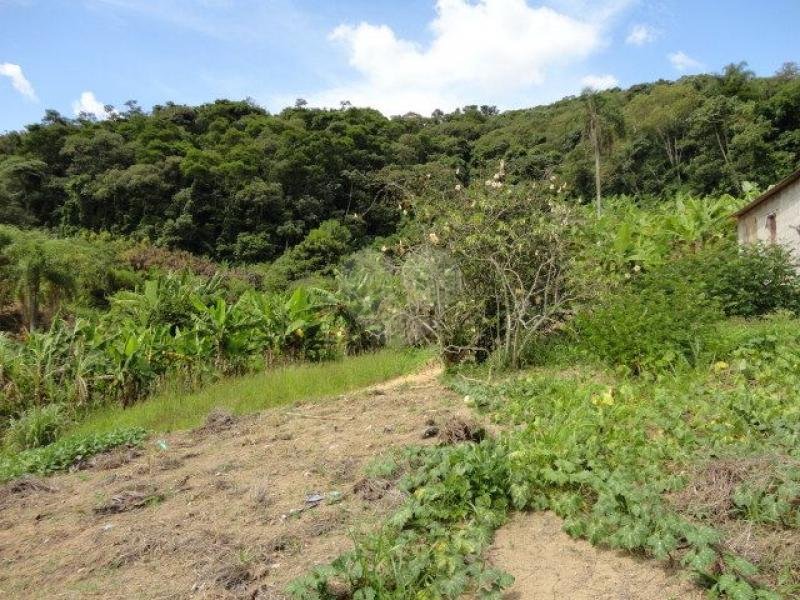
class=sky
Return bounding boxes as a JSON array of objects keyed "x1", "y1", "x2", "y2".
[{"x1": 0, "y1": 0, "x2": 798, "y2": 132}]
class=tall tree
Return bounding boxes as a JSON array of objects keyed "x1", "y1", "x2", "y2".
[
  {"x1": 626, "y1": 84, "x2": 701, "y2": 185},
  {"x1": 581, "y1": 89, "x2": 624, "y2": 214}
]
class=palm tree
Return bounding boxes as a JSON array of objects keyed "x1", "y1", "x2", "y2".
[{"x1": 582, "y1": 89, "x2": 625, "y2": 214}]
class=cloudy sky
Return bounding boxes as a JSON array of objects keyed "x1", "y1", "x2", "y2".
[{"x1": 0, "y1": 0, "x2": 797, "y2": 131}]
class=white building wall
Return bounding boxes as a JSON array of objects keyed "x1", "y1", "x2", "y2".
[{"x1": 737, "y1": 181, "x2": 800, "y2": 256}]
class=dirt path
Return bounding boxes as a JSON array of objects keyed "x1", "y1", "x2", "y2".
[
  {"x1": 0, "y1": 366, "x2": 705, "y2": 599},
  {"x1": 488, "y1": 512, "x2": 703, "y2": 599}
]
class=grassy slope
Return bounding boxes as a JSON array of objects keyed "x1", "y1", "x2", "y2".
[{"x1": 68, "y1": 348, "x2": 432, "y2": 436}]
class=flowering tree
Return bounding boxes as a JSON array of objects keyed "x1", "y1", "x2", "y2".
[{"x1": 401, "y1": 170, "x2": 578, "y2": 367}]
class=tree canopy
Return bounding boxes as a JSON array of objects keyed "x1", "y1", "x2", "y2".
[{"x1": 1, "y1": 63, "x2": 798, "y2": 264}]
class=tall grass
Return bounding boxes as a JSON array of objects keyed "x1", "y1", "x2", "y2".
[{"x1": 68, "y1": 348, "x2": 432, "y2": 435}]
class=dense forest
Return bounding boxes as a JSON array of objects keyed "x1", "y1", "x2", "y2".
[{"x1": 1, "y1": 62, "x2": 799, "y2": 265}]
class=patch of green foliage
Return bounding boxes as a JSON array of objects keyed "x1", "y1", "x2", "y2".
[
  {"x1": 3, "y1": 403, "x2": 69, "y2": 450},
  {"x1": 263, "y1": 220, "x2": 355, "y2": 290},
  {"x1": 288, "y1": 441, "x2": 516, "y2": 599},
  {"x1": 66, "y1": 348, "x2": 431, "y2": 435},
  {"x1": 290, "y1": 315, "x2": 800, "y2": 599},
  {"x1": 673, "y1": 241, "x2": 800, "y2": 318},
  {"x1": 572, "y1": 272, "x2": 722, "y2": 373},
  {"x1": 0, "y1": 427, "x2": 147, "y2": 482},
  {"x1": 731, "y1": 464, "x2": 800, "y2": 528},
  {"x1": 361, "y1": 453, "x2": 402, "y2": 480},
  {"x1": 0, "y1": 224, "x2": 139, "y2": 331}
]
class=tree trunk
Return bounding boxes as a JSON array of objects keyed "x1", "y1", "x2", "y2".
[
  {"x1": 593, "y1": 137, "x2": 602, "y2": 215},
  {"x1": 715, "y1": 129, "x2": 730, "y2": 165}
]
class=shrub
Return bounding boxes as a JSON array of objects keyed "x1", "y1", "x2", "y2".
[
  {"x1": 333, "y1": 249, "x2": 402, "y2": 352},
  {"x1": 3, "y1": 404, "x2": 69, "y2": 451},
  {"x1": 704, "y1": 243, "x2": 800, "y2": 317},
  {"x1": 573, "y1": 275, "x2": 721, "y2": 372},
  {"x1": 263, "y1": 220, "x2": 353, "y2": 290},
  {"x1": 403, "y1": 177, "x2": 577, "y2": 368},
  {"x1": 653, "y1": 240, "x2": 800, "y2": 318}
]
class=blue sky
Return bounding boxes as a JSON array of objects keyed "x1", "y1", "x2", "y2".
[{"x1": 0, "y1": 0, "x2": 798, "y2": 132}]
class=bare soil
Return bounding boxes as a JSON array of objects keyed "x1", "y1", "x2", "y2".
[
  {"x1": 488, "y1": 512, "x2": 704, "y2": 600},
  {"x1": 0, "y1": 365, "x2": 462, "y2": 599}
]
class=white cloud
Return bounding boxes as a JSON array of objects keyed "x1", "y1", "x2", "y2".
[
  {"x1": 0, "y1": 62, "x2": 37, "y2": 101},
  {"x1": 625, "y1": 23, "x2": 655, "y2": 46},
  {"x1": 72, "y1": 91, "x2": 113, "y2": 119},
  {"x1": 581, "y1": 74, "x2": 618, "y2": 90},
  {"x1": 668, "y1": 51, "x2": 703, "y2": 72},
  {"x1": 309, "y1": 0, "x2": 628, "y2": 116}
]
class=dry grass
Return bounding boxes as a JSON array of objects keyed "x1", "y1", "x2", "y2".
[
  {"x1": 0, "y1": 365, "x2": 467, "y2": 599},
  {"x1": 669, "y1": 455, "x2": 800, "y2": 594}
]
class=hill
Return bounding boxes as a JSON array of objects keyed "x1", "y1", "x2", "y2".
[{"x1": 1, "y1": 62, "x2": 798, "y2": 265}]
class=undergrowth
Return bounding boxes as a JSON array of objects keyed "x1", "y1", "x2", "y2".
[
  {"x1": 67, "y1": 348, "x2": 430, "y2": 435},
  {"x1": 289, "y1": 315, "x2": 800, "y2": 599},
  {"x1": 0, "y1": 428, "x2": 148, "y2": 482}
]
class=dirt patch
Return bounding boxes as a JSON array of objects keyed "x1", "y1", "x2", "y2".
[
  {"x1": 488, "y1": 512, "x2": 703, "y2": 599},
  {"x1": 419, "y1": 415, "x2": 486, "y2": 443},
  {"x1": 0, "y1": 476, "x2": 57, "y2": 508},
  {"x1": 669, "y1": 456, "x2": 785, "y2": 523},
  {"x1": 85, "y1": 446, "x2": 142, "y2": 470},
  {"x1": 353, "y1": 477, "x2": 393, "y2": 501},
  {"x1": 94, "y1": 483, "x2": 165, "y2": 514},
  {"x1": 438, "y1": 416, "x2": 485, "y2": 444},
  {"x1": 0, "y1": 364, "x2": 462, "y2": 599},
  {"x1": 195, "y1": 407, "x2": 237, "y2": 434}
]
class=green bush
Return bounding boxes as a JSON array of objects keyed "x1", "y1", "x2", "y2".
[
  {"x1": 573, "y1": 275, "x2": 721, "y2": 372},
  {"x1": 3, "y1": 404, "x2": 69, "y2": 451},
  {"x1": 0, "y1": 427, "x2": 148, "y2": 482},
  {"x1": 705, "y1": 243, "x2": 800, "y2": 317},
  {"x1": 263, "y1": 220, "x2": 354, "y2": 290},
  {"x1": 654, "y1": 241, "x2": 800, "y2": 318}
]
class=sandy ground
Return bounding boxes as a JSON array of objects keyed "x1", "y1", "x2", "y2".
[
  {"x1": 0, "y1": 365, "x2": 706, "y2": 599},
  {"x1": 488, "y1": 512, "x2": 704, "y2": 600}
]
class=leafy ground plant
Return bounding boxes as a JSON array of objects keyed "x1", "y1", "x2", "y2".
[
  {"x1": 0, "y1": 427, "x2": 147, "y2": 482},
  {"x1": 289, "y1": 316, "x2": 800, "y2": 599},
  {"x1": 288, "y1": 441, "x2": 516, "y2": 599}
]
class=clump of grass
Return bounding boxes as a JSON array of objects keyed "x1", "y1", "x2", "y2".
[
  {"x1": 4, "y1": 404, "x2": 69, "y2": 451},
  {"x1": 362, "y1": 454, "x2": 402, "y2": 480},
  {"x1": 68, "y1": 348, "x2": 432, "y2": 436}
]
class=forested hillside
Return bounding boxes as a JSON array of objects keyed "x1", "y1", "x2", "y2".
[{"x1": 1, "y1": 62, "x2": 799, "y2": 264}]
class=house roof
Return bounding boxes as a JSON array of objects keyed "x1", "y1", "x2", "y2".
[{"x1": 733, "y1": 167, "x2": 800, "y2": 218}]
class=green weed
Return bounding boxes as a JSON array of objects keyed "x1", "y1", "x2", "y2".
[
  {"x1": 0, "y1": 428, "x2": 147, "y2": 482},
  {"x1": 3, "y1": 403, "x2": 69, "y2": 451}
]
